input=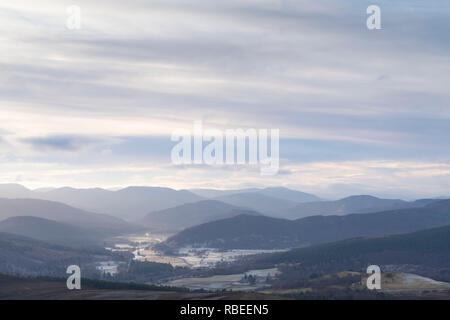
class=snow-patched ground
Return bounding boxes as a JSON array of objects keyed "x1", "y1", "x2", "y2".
[
  {"x1": 163, "y1": 268, "x2": 280, "y2": 291},
  {"x1": 381, "y1": 273, "x2": 450, "y2": 292}
]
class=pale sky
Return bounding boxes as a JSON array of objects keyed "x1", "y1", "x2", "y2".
[{"x1": 0, "y1": 0, "x2": 449, "y2": 199}]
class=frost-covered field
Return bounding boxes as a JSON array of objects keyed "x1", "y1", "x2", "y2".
[
  {"x1": 163, "y1": 268, "x2": 280, "y2": 291},
  {"x1": 174, "y1": 248, "x2": 287, "y2": 268},
  {"x1": 381, "y1": 273, "x2": 450, "y2": 293},
  {"x1": 108, "y1": 233, "x2": 287, "y2": 269},
  {"x1": 96, "y1": 261, "x2": 121, "y2": 275}
]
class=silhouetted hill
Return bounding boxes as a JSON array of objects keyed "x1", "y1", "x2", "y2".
[
  {"x1": 0, "y1": 232, "x2": 99, "y2": 276},
  {"x1": 140, "y1": 200, "x2": 256, "y2": 231},
  {"x1": 258, "y1": 187, "x2": 320, "y2": 202},
  {"x1": 191, "y1": 186, "x2": 320, "y2": 203},
  {"x1": 281, "y1": 195, "x2": 426, "y2": 219},
  {"x1": 214, "y1": 192, "x2": 297, "y2": 215},
  {"x1": 0, "y1": 198, "x2": 140, "y2": 235},
  {"x1": 163, "y1": 214, "x2": 297, "y2": 250},
  {"x1": 0, "y1": 184, "x2": 35, "y2": 198},
  {"x1": 0, "y1": 216, "x2": 103, "y2": 246},
  {"x1": 257, "y1": 224, "x2": 450, "y2": 271},
  {"x1": 39, "y1": 186, "x2": 204, "y2": 220},
  {"x1": 0, "y1": 184, "x2": 204, "y2": 221},
  {"x1": 163, "y1": 200, "x2": 450, "y2": 249}
]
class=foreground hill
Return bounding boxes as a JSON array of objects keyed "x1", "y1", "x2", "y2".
[
  {"x1": 0, "y1": 198, "x2": 139, "y2": 235},
  {"x1": 140, "y1": 200, "x2": 259, "y2": 231},
  {"x1": 163, "y1": 200, "x2": 450, "y2": 250},
  {"x1": 255, "y1": 224, "x2": 450, "y2": 277},
  {"x1": 0, "y1": 216, "x2": 103, "y2": 246},
  {"x1": 0, "y1": 274, "x2": 281, "y2": 300},
  {"x1": 281, "y1": 195, "x2": 429, "y2": 219},
  {"x1": 0, "y1": 232, "x2": 102, "y2": 276}
]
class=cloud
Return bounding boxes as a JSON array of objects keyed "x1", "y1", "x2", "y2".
[
  {"x1": 20, "y1": 135, "x2": 115, "y2": 152},
  {"x1": 0, "y1": 0, "x2": 449, "y2": 197}
]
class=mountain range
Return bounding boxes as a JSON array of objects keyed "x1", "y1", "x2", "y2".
[
  {"x1": 0, "y1": 184, "x2": 203, "y2": 220},
  {"x1": 140, "y1": 193, "x2": 436, "y2": 230},
  {"x1": 1, "y1": 184, "x2": 439, "y2": 223},
  {"x1": 190, "y1": 187, "x2": 321, "y2": 203},
  {"x1": 0, "y1": 184, "x2": 321, "y2": 220},
  {"x1": 255, "y1": 224, "x2": 450, "y2": 273},
  {"x1": 0, "y1": 232, "x2": 99, "y2": 276},
  {"x1": 0, "y1": 198, "x2": 139, "y2": 235},
  {"x1": 162, "y1": 200, "x2": 450, "y2": 250},
  {"x1": 280, "y1": 195, "x2": 434, "y2": 219},
  {"x1": 213, "y1": 192, "x2": 297, "y2": 215},
  {"x1": 0, "y1": 216, "x2": 104, "y2": 247},
  {"x1": 139, "y1": 200, "x2": 260, "y2": 231}
]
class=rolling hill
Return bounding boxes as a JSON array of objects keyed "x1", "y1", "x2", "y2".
[
  {"x1": 256, "y1": 224, "x2": 450, "y2": 271},
  {"x1": 281, "y1": 195, "x2": 429, "y2": 219},
  {"x1": 0, "y1": 184, "x2": 36, "y2": 198},
  {"x1": 162, "y1": 200, "x2": 450, "y2": 250},
  {"x1": 257, "y1": 187, "x2": 320, "y2": 203},
  {"x1": 213, "y1": 192, "x2": 297, "y2": 215},
  {"x1": 140, "y1": 200, "x2": 258, "y2": 231},
  {"x1": 191, "y1": 186, "x2": 320, "y2": 203},
  {"x1": 0, "y1": 274, "x2": 280, "y2": 300},
  {"x1": 0, "y1": 232, "x2": 100, "y2": 276},
  {"x1": 0, "y1": 198, "x2": 140, "y2": 235},
  {"x1": 0, "y1": 184, "x2": 204, "y2": 221},
  {"x1": 37, "y1": 186, "x2": 204, "y2": 221},
  {"x1": 0, "y1": 216, "x2": 104, "y2": 246}
]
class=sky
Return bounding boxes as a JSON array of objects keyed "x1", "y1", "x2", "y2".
[{"x1": 0, "y1": 0, "x2": 449, "y2": 199}]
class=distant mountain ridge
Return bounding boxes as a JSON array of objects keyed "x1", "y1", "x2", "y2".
[
  {"x1": 39, "y1": 186, "x2": 205, "y2": 220},
  {"x1": 213, "y1": 192, "x2": 297, "y2": 215},
  {"x1": 255, "y1": 224, "x2": 450, "y2": 273},
  {"x1": 191, "y1": 189, "x2": 434, "y2": 219},
  {"x1": 0, "y1": 232, "x2": 99, "y2": 276},
  {"x1": 0, "y1": 184, "x2": 444, "y2": 222},
  {"x1": 0, "y1": 184, "x2": 36, "y2": 198},
  {"x1": 281, "y1": 195, "x2": 432, "y2": 219},
  {"x1": 162, "y1": 200, "x2": 450, "y2": 250},
  {"x1": 190, "y1": 187, "x2": 320, "y2": 203},
  {"x1": 0, "y1": 198, "x2": 139, "y2": 235},
  {"x1": 140, "y1": 200, "x2": 259, "y2": 231},
  {"x1": 0, "y1": 184, "x2": 204, "y2": 220},
  {"x1": 0, "y1": 216, "x2": 103, "y2": 246}
]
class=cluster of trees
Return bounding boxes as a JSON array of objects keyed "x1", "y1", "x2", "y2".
[
  {"x1": 240, "y1": 274, "x2": 257, "y2": 285},
  {"x1": 114, "y1": 260, "x2": 191, "y2": 283}
]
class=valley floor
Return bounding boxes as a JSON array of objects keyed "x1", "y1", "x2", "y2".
[
  {"x1": 0, "y1": 275, "x2": 281, "y2": 300},
  {"x1": 2, "y1": 271, "x2": 450, "y2": 300}
]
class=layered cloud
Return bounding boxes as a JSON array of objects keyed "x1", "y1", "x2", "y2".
[{"x1": 0, "y1": 0, "x2": 449, "y2": 198}]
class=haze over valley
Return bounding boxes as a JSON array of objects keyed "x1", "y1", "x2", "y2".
[
  {"x1": 1, "y1": 0, "x2": 449, "y2": 301},
  {"x1": 1, "y1": 183, "x2": 450, "y2": 299}
]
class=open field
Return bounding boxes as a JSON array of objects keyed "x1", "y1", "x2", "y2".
[
  {"x1": 262, "y1": 271, "x2": 450, "y2": 299},
  {"x1": 163, "y1": 268, "x2": 279, "y2": 291},
  {"x1": 377, "y1": 273, "x2": 450, "y2": 294},
  {"x1": 0, "y1": 274, "x2": 281, "y2": 300},
  {"x1": 108, "y1": 232, "x2": 287, "y2": 268}
]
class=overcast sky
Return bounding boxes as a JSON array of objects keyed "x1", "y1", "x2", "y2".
[{"x1": 0, "y1": 0, "x2": 449, "y2": 199}]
